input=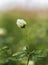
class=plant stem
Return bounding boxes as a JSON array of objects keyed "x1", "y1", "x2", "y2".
[{"x1": 27, "y1": 56, "x2": 30, "y2": 65}]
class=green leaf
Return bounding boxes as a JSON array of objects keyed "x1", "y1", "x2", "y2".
[{"x1": 12, "y1": 51, "x2": 26, "y2": 59}]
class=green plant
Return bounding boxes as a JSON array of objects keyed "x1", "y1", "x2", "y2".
[{"x1": 0, "y1": 13, "x2": 48, "y2": 65}]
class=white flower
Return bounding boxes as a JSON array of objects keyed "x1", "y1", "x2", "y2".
[
  {"x1": 16, "y1": 19, "x2": 27, "y2": 28},
  {"x1": 0, "y1": 28, "x2": 7, "y2": 36}
]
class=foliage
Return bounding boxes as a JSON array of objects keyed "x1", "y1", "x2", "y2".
[{"x1": 0, "y1": 12, "x2": 48, "y2": 65}]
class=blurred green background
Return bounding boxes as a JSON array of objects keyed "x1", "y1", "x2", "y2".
[{"x1": 0, "y1": 10, "x2": 48, "y2": 65}]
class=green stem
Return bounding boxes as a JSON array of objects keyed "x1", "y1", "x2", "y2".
[{"x1": 27, "y1": 56, "x2": 30, "y2": 65}]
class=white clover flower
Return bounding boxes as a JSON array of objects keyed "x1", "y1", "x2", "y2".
[
  {"x1": 16, "y1": 19, "x2": 27, "y2": 28},
  {"x1": 0, "y1": 28, "x2": 7, "y2": 36}
]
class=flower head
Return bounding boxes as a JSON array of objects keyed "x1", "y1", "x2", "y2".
[{"x1": 16, "y1": 19, "x2": 27, "y2": 28}]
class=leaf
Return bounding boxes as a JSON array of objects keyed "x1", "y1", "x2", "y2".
[
  {"x1": 1, "y1": 46, "x2": 8, "y2": 50},
  {"x1": 12, "y1": 51, "x2": 26, "y2": 59}
]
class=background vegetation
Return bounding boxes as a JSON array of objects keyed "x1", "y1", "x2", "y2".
[{"x1": 0, "y1": 10, "x2": 48, "y2": 65}]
